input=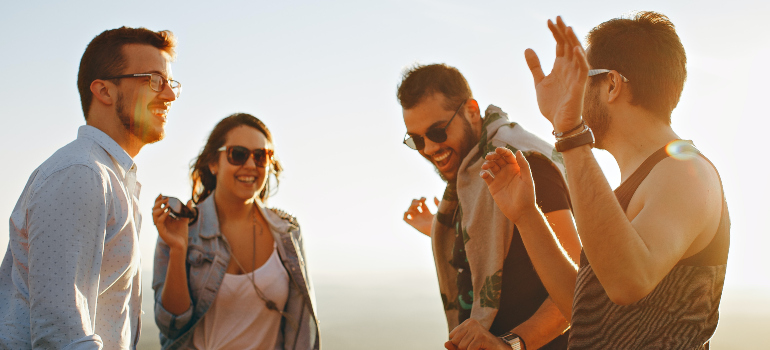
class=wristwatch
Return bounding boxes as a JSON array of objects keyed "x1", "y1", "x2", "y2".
[{"x1": 499, "y1": 332, "x2": 526, "y2": 350}]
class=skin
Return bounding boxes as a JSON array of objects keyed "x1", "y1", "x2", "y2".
[
  {"x1": 402, "y1": 93, "x2": 580, "y2": 349},
  {"x1": 87, "y1": 44, "x2": 176, "y2": 157},
  {"x1": 480, "y1": 16, "x2": 723, "y2": 324},
  {"x1": 153, "y1": 125, "x2": 277, "y2": 315}
]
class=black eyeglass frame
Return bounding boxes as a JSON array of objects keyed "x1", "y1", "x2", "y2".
[
  {"x1": 403, "y1": 100, "x2": 467, "y2": 150},
  {"x1": 217, "y1": 145, "x2": 274, "y2": 167},
  {"x1": 100, "y1": 73, "x2": 182, "y2": 98}
]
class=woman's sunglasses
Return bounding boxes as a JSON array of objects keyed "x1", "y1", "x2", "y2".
[
  {"x1": 403, "y1": 100, "x2": 465, "y2": 150},
  {"x1": 217, "y1": 146, "x2": 274, "y2": 167}
]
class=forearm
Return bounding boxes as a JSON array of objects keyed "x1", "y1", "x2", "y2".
[
  {"x1": 561, "y1": 146, "x2": 649, "y2": 298},
  {"x1": 160, "y1": 247, "x2": 192, "y2": 315},
  {"x1": 510, "y1": 298, "x2": 569, "y2": 350},
  {"x1": 516, "y1": 207, "x2": 577, "y2": 320}
]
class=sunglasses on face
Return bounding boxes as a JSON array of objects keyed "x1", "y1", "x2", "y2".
[
  {"x1": 217, "y1": 145, "x2": 274, "y2": 167},
  {"x1": 403, "y1": 100, "x2": 466, "y2": 150}
]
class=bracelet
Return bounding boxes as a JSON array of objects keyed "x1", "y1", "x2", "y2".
[
  {"x1": 555, "y1": 126, "x2": 594, "y2": 152},
  {"x1": 555, "y1": 123, "x2": 589, "y2": 141},
  {"x1": 552, "y1": 121, "x2": 584, "y2": 138}
]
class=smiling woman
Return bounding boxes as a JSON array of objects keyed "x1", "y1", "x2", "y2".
[{"x1": 151, "y1": 113, "x2": 320, "y2": 350}]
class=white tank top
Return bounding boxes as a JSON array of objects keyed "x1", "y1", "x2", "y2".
[{"x1": 193, "y1": 246, "x2": 290, "y2": 350}]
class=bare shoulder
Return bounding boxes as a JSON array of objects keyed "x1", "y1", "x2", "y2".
[{"x1": 629, "y1": 153, "x2": 723, "y2": 252}]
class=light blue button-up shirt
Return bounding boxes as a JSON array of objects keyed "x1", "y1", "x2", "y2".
[{"x1": 0, "y1": 125, "x2": 143, "y2": 349}]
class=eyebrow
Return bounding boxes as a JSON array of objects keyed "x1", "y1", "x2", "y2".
[{"x1": 145, "y1": 70, "x2": 172, "y2": 80}]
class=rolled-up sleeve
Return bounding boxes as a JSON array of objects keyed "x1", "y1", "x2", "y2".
[
  {"x1": 152, "y1": 237, "x2": 193, "y2": 338},
  {"x1": 26, "y1": 165, "x2": 107, "y2": 350}
]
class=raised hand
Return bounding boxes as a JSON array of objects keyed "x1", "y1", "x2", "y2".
[
  {"x1": 403, "y1": 197, "x2": 439, "y2": 237},
  {"x1": 526, "y1": 16, "x2": 590, "y2": 133},
  {"x1": 480, "y1": 148, "x2": 537, "y2": 224},
  {"x1": 152, "y1": 194, "x2": 191, "y2": 251}
]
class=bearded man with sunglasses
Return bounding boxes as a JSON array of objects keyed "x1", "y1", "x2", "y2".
[
  {"x1": 0, "y1": 27, "x2": 179, "y2": 349},
  {"x1": 399, "y1": 64, "x2": 581, "y2": 350}
]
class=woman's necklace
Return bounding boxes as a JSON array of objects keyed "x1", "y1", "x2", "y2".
[{"x1": 224, "y1": 204, "x2": 296, "y2": 328}]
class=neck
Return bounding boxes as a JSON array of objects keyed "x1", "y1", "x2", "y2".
[
  {"x1": 86, "y1": 112, "x2": 143, "y2": 157},
  {"x1": 602, "y1": 110, "x2": 679, "y2": 182},
  {"x1": 214, "y1": 190, "x2": 257, "y2": 224}
]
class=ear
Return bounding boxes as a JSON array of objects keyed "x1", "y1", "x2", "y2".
[
  {"x1": 606, "y1": 72, "x2": 624, "y2": 104},
  {"x1": 465, "y1": 99, "x2": 481, "y2": 121},
  {"x1": 208, "y1": 161, "x2": 218, "y2": 176},
  {"x1": 90, "y1": 79, "x2": 117, "y2": 106}
]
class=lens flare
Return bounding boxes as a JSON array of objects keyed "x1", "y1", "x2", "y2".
[{"x1": 665, "y1": 140, "x2": 699, "y2": 161}]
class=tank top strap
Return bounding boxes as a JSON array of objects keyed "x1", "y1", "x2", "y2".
[{"x1": 613, "y1": 144, "x2": 672, "y2": 212}]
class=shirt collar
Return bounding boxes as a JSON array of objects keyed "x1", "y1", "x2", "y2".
[{"x1": 77, "y1": 125, "x2": 136, "y2": 174}]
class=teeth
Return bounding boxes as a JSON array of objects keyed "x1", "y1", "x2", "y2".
[
  {"x1": 236, "y1": 176, "x2": 255, "y2": 183},
  {"x1": 151, "y1": 108, "x2": 168, "y2": 117},
  {"x1": 433, "y1": 150, "x2": 450, "y2": 162}
]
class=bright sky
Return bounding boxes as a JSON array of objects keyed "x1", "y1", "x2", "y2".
[{"x1": 1, "y1": 0, "x2": 768, "y2": 329}]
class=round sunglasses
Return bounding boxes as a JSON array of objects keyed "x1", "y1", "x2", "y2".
[
  {"x1": 217, "y1": 146, "x2": 274, "y2": 167},
  {"x1": 403, "y1": 100, "x2": 465, "y2": 150}
]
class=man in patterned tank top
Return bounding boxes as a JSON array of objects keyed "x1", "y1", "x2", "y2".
[{"x1": 481, "y1": 12, "x2": 729, "y2": 349}]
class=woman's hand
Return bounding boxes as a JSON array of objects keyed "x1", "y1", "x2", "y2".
[
  {"x1": 152, "y1": 194, "x2": 191, "y2": 251},
  {"x1": 403, "y1": 197, "x2": 439, "y2": 237},
  {"x1": 526, "y1": 16, "x2": 589, "y2": 133},
  {"x1": 480, "y1": 148, "x2": 538, "y2": 224}
]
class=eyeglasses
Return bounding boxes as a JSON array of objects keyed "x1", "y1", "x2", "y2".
[
  {"x1": 217, "y1": 146, "x2": 274, "y2": 167},
  {"x1": 101, "y1": 73, "x2": 182, "y2": 98},
  {"x1": 588, "y1": 69, "x2": 630, "y2": 83},
  {"x1": 403, "y1": 100, "x2": 466, "y2": 150}
]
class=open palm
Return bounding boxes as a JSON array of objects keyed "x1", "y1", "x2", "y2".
[
  {"x1": 527, "y1": 17, "x2": 590, "y2": 133},
  {"x1": 480, "y1": 148, "x2": 537, "y2": 224}
]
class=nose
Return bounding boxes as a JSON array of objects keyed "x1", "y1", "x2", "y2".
[
  {"x1": 423, "y1": 137, "x2": 441, "y2": 156},
  {"x1": 159, "y1": 81, "x2": 177, "y2": 102}
]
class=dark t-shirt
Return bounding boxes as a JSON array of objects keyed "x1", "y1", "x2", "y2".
[{"x1": 453, "y1": 155, "x2": 571, "y2": 349}]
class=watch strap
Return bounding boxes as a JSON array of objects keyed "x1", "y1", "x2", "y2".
[
  {"x1": 555, "y1": 127, "x2": 594, "y2": 152},
  {"x1": 499, "y1": 332, "x2": 525, "y2": 350}
]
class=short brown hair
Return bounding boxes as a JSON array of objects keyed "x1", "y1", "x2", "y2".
[
  {"x1": 586, "y1": 11, "x2": 686, "y2": 123},
  {"x1": 397, "y1": 63, "x2": 473, "y2": 111},
  {"x1": 77, "y1": 27, "x2": 177, "y2": 119},
  {"x1": 190, "y1": 113, "x2": 283, "y2": 204}
]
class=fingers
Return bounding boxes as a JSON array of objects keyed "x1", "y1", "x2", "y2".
[
  {"x1": 548, "y1": 19, "x2": 565, "y2": 57},
  {"x1": 444, "y1": 341, "x2": 458, "y2": 350},
  {"x1": 434, "y1": 196, "x2": 440, "y2": 207},
  {"x1": 524, "y1": 49, "x2": 545, "y2": 86},
  {"x1": 515, "y1": 150, "x2": 534, "y2": 183}
]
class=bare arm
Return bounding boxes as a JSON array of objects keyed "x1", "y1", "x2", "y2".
[{"x1": 482, "y1": 149, "x2": 579, "y2": 320}]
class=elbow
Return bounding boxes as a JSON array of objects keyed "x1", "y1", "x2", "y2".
[{"x1": 603, "y1": 276, "x2": 653, "y2": 306}]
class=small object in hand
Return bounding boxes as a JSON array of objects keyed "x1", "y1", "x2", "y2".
[{"x1": 165, "y1": 196, "x2": 197, "y2": 221}]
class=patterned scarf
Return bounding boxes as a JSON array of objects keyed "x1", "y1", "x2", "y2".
[{"x1": 431, "y1": 105, "x2": 565, "y2": 331}]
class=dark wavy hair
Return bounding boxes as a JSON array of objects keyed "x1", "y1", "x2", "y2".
[
  {"x1": 397, "y1": 63, "x2": 473, "y2": 111},
  {"x1": 190, "y1": 113, "x2": 283, "y2": 204}
]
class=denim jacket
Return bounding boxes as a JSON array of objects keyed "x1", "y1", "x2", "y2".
[{"x1": 152, "y1": 194, "x2": 320, "y2": 350}]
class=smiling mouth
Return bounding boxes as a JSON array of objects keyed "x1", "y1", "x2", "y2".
[
  {"x1": 236, "y1": 176, "x2": 256, "y2": 184},
  {"x1": 150, "y1": 107, "x2": 168, "y2": 118},
  {"x1": 432, "y1": 149, "x2": 452, "y2": 168}
]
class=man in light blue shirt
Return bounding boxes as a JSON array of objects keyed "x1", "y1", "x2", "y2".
[{"x1": 0, "y1": 27, "x2": 180, "y2": 349}]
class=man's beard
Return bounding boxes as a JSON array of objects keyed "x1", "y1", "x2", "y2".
[
  {"x1": 583, "y1": 86, "x2": 610, "y2": 150},
  {"x1": 116, "y1": 91, "x2": 164, "y2": 145},
  {"x1": 431, "y1": 117, "x2": 478, "y2": 183}
]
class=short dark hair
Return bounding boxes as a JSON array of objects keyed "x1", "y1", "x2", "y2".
[
  {"x1": 397, "y1": 63, "x2": 473, "y2": 111},
  {"x1": 190, "y1": 113, "x2": 283, "y2": 204},
  {"x1": 586, "y1": 11, "x2": 686, "y2": 123},
  {"x1": 77, "y1": 27, "x2": 177, "y2": 119}
]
